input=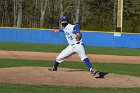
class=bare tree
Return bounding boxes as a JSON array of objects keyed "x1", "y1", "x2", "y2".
[
  {"x1": 33, "y1": 0, "x2": 37, "y2": 28},
  {"x1": 113, "y1": 0, "x2": 117, "y2": 32},
  {"x1": 59, "y1": 0, "x2": 64, "y2": 28},
  {"x1": 13, "y1": 0, "x2": 17, "y2": 27},
  {"x1": 2, "y1": 0, "x2": 8, "y2": 26},
  {"x1": 40, "y1": 0, "x2": 48, "y2": 28},
  {"x1": 17, "y1": 0, "x2": 24, "y2": 27},
  {"x1": 75, "y1": 0, "x2": 80, "y2": 24}
]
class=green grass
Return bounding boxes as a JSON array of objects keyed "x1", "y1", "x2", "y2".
[
  {"x1": 0, "y1": 42, "x2": 140, "y2": 93},
  {"x1": 0, "y1": 83, "x2": 140, "y2": 93},
  {"x1": 0, "y1": 59, "x2": 140, "y2": 77},
  {"x1": 0, "y1": 42, "x2": 140, "y2": 56},
  {"x1": 0, "y1": 42, "x2": 66, "y2": 53}
]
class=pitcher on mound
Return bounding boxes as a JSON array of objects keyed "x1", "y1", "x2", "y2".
[{"x1": 51, "y1": 16, "x2": 98, "y2": 76}]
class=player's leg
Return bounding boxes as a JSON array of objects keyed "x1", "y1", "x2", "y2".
[
  {"x1": 52, "y1": 45, "x2": 74, "y2": 71},
  {"x1": 75, "y1": 44, "x2": 92, "y2": 70},
  {"x1": 76, "y1": 44, "x2": 98, "y2": 75}
]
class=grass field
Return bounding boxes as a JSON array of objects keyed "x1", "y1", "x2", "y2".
[
  {"x1": 0, "y1": 42, "x2": 140, "y2": 56},
  {"x1": 0, "y1": 42, "x2": 140, "y2": 93},
  {"x1": 0, "y1": 83, "x2": 140, "y2": 93}
]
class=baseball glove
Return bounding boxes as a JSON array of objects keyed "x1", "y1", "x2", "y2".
[{"x1": 76, "y1": 33, "x2": 82, "y2": 41}]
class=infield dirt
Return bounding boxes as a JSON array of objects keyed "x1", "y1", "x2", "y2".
[{"x1": 0, "y1": 50, "x2": 140, "y2": 88}]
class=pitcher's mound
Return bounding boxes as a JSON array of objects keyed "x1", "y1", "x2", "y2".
[{"x1": 0, "y1": 67, "x2": 140, "y2": 88}]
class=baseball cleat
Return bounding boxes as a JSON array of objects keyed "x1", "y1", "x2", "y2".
[
  {"x1": 52, "y1": 66, "x2": 57, "y2": 71},
  {"x1": 48, "y1": 66, "x2": 57, "y2": 71},
  {"x1": 90, "y1": 68, "x2": 99, "y2": 76}
]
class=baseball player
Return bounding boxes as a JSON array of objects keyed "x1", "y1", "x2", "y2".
[{"x1": 51, "y1": 16, "x2": 98, "y2": 76}]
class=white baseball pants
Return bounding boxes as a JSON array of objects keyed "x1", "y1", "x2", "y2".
[{"x1": 56, "y1": 44, "x2": 88, "y2": 63}]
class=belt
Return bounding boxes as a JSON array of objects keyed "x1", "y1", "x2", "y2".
[{"x1": 71, "y1": 42, "x2": 83, "y2": 46}]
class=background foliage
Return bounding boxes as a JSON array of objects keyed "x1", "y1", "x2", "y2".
[{"x1": 0, "y1": 0, "x2": 140, "y2": 33}]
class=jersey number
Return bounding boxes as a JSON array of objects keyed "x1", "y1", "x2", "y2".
[
  {"x1": 68, "y1": 35, "x2": 73, "y2": 40},
  {"x1": 65, "y1": 32, "x2": 73, "y2": 40}
]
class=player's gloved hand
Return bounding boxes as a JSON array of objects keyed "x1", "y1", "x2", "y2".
[{"x1": 76, "y1": 32, "x2": 82, "y2": 41}]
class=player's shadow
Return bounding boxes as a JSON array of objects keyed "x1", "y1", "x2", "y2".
[
  {"x1": 66, "y1": 70, "x2": 109, "y2": 79},
  {"x1": 95, "y1": 72, "x2": 109, "y2": 79}
]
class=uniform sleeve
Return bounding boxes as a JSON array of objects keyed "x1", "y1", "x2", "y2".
[
  {"x1": 59, "y1": 29, "x2": 64, "y2": 32},
  {"x1": 74, "y1": 25, "x2": 80, "y2": 33}
]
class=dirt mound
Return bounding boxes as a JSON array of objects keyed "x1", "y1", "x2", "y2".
[{"x1": 0, "y1": 67, "x2": 140, "y2": 88}]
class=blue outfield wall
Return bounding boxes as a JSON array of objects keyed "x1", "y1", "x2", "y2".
[
  {"x1": 0, "y1": 27, "x2": 140, "y2": 48},
  {"x1": 82, "y1": 32, "x2": 140, "y2": 48}
]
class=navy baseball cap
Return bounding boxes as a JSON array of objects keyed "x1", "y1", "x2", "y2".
[{"x1": 60, "y1": 16, "x2": 69, "y2": 21}]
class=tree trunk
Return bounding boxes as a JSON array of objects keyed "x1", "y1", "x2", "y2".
[
  {"x1": 2, "y1": 0, "x2": 8, "y2": 26},
  {"x1": 13, "y1": 0, "x2": 17, "y2": 27},
  {"x1": 75, "y1": 0, "x2": 80, "y2": 24},
  {"x1": 59, "y1": 0, "x2": 64, "y2": 28},
  {"x1": 113, "y1": 0, "x2": 117, "y2": 32},
  {"x1": 50, "y1": 0, "x2": 54, "y2": 28},
  {"x1": 33, "y1": 0, "x2": 39, "y2": 28},
  {"x1": 40, "y1": 0, "x2": 48, "y2": 28},
  {"x1": 17, "y1": 0, "x2": 24, "y2": 28}
]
